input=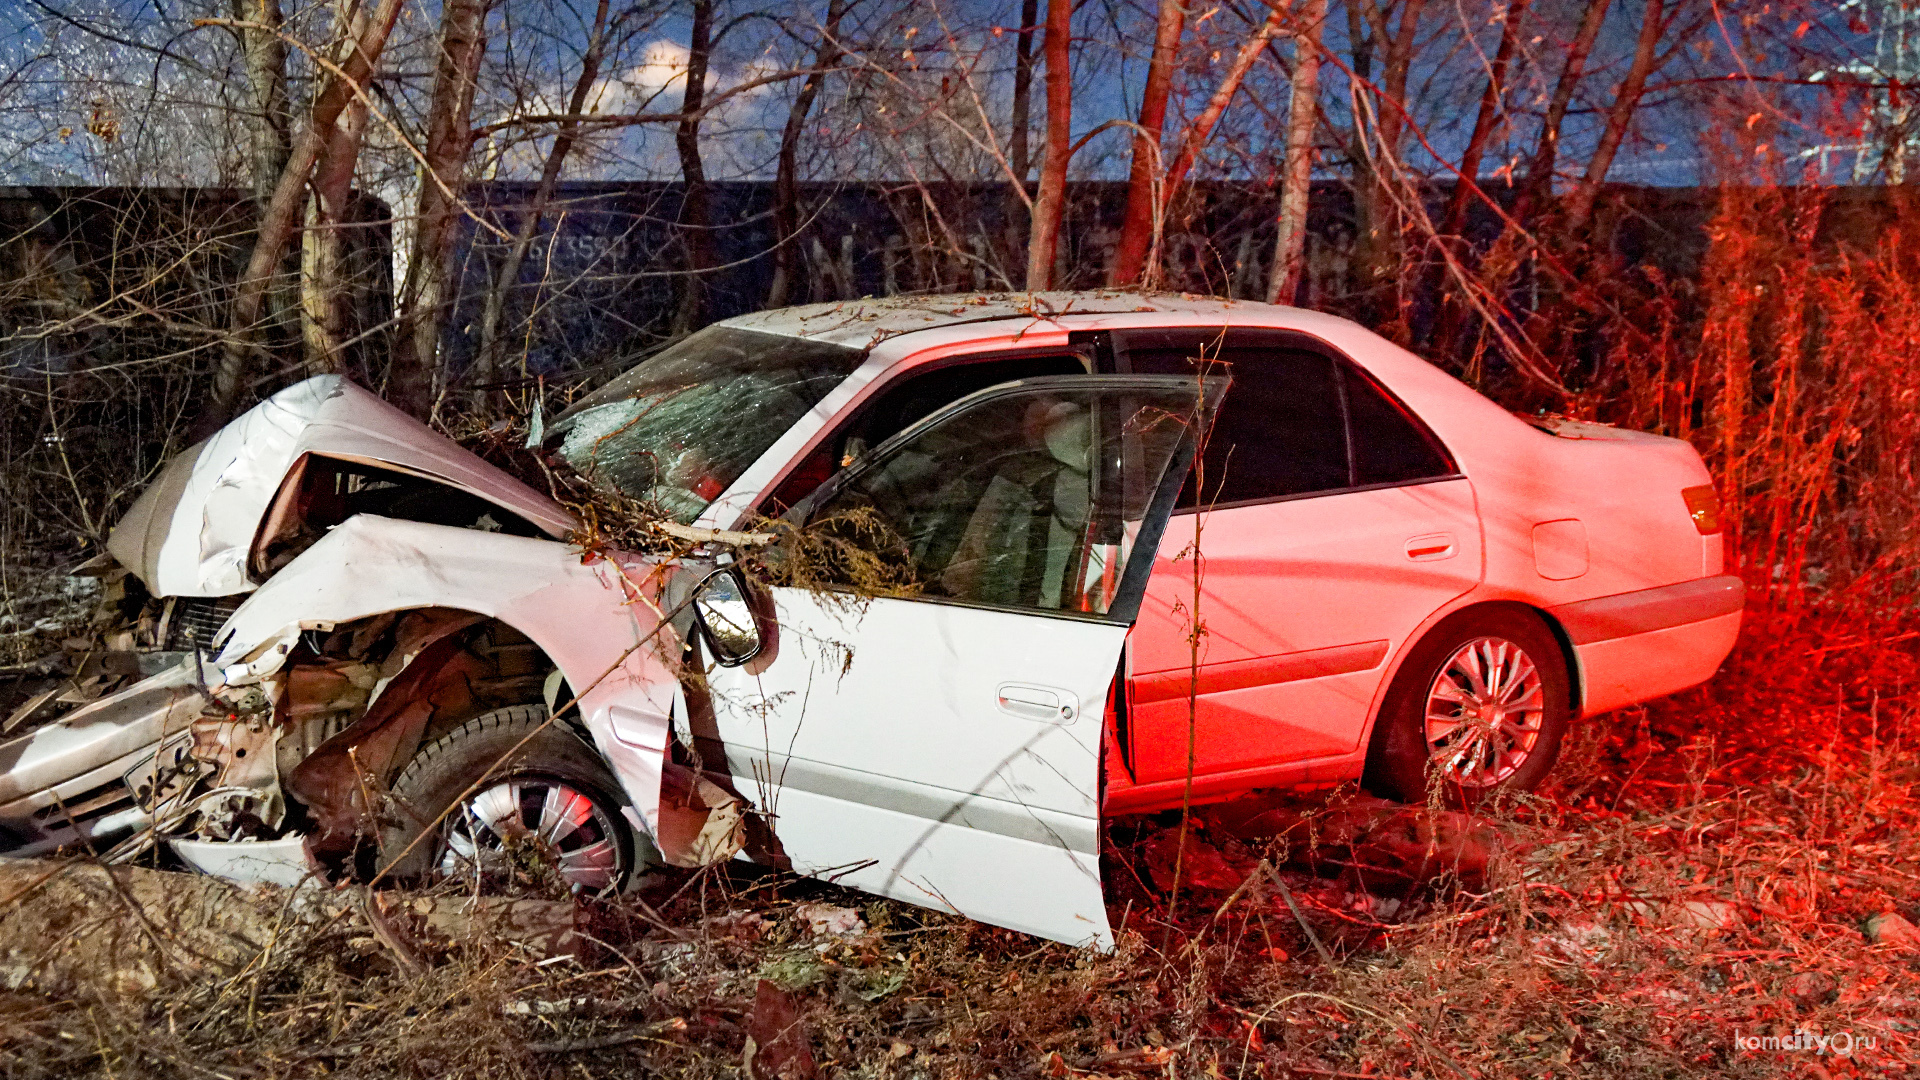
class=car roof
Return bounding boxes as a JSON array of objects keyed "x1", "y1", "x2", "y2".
[{"x1": 715, "y1": 291, "x2": 1315, "y2": 351}]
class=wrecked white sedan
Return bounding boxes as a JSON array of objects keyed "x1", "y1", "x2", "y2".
[{"x1": 0, "y1": 292, "x2": 1741, "y2": 948}]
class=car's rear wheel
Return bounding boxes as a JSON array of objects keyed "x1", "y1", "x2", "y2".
[
  {"x1": 381, "y1": 705, "x2": 637, "y2": 896},
  {"x1": 1366, "y1": 607, "x2": 1570, "y2": 805}
]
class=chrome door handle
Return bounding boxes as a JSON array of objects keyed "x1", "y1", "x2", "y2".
[{"x1": 996, "y1": 683, "x2": 1078, "y2": 723}]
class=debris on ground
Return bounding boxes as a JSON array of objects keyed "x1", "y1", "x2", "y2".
[
  {"x1": 0, "y1": 607, "x2": 1914, "y2": 1078},
  {"x1": 791, "y1": 902, "x2": 865, "y2": 940},
  {"x1": 1865, "y1": 910, "x2": 1920, "y2": 949},
  {"x1": 0, "y1": 858, "x2": 279, "y2": 998}
]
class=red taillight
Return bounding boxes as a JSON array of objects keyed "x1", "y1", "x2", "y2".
[{"x1": 1682, "y1": 485, "x2": 1721, "y2": 535}]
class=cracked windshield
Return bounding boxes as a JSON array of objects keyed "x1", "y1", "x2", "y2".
[{"x1": 546, "y1": 326, "x2": 865, "y2": 522}]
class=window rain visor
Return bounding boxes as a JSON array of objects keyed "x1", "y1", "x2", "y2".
[{"x1": 546, "y1": 327, "x2": 865, "y2": 523}]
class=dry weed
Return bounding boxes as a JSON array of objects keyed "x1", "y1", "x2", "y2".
[{"x1": 1, "y1": 606, "x2": 1913, "y2": 1079}]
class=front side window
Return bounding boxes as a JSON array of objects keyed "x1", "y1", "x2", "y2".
[
  {"x1": 762, "y1": 352, "x2": 1089, "y2": 515},
  {"x1": 547, "y1": 326, "x2": 865, "y2": 523},
  {"x1": 808, "y1": 378, "x2": 1218, "y2": 617}
]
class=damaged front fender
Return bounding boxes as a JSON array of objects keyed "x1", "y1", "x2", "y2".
[{"x1": 205, "y1": 515, "x2": 686, "y2": 851}]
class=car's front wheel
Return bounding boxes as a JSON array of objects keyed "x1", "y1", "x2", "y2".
[
  {"x1": 380, "y1": 705, "x2": 637, "y2": 896},
  {"x1": 1366, "y1": 607, "x2": 1570, "y2": 805}
]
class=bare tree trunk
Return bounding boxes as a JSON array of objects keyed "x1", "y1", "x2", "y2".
[
  {"x1": 1025, "y1": 0, "x2": 1072, "y2": 290},
  {"x1": 767, "y1": 0, "x2": 848, "y2": 309},
  {"x1": 236, "y1": 0, "x2": 290, "y2": 202},
  {"x1": 672, "y1": 0, "x2": 716, "y2": 334},
  {"x1": 301, "y1": 0, "x2": 373, "y2": 378},
  {"x1": 1267, "y1": 0, "x2": 1324, "y2": 306},
  {"x1": 1003, "y1": 0, "x2": 1041, "y2": 275},
  {"x1": 202, "y1": 0, "x2": 406, "y2": 438},
  {"x1": 1373, "y1": 0, "x2": 1423, "y2": 172},
  {"x1": 1108, "y1": 0, "x2": 1187, "y2": 286},
  {"x1": 1425, "y1": 0, "x2": 1529, "y2": 353},
  {"x1": 1459, "y1": 0, "x2": 1613, "y2": 321},
  {"x1": 1008, "y1": 0, "x2": 1040, "y2": 180},
  {"x1": 477, "y1": 0, "x2": 611, "y2": 374},
  {"x1": 1514, "y1": 0, "x2": 1611, "y2": 227},
  {"x1": 1563, "y1": 0, "x2": 1665, "y2": 232},
  {"x1": 391, "y1": 0, "x2": 488, "y2": 417},
  {"x1": 1437, "y1": 0, "x2": 1531, "y2": 240},
  {"x1": 302, "y1": 93, "x2": 369, "y2": 376},
  {"x1": 236, "y1": 0, "x2": 299, "y2": 379},
  {"x1": 1353, "y1": 0, "x2": 1425, "y2": 317},
  {"x1": 1155, "y1": 6, "x2": 1285, "y2": 226}
]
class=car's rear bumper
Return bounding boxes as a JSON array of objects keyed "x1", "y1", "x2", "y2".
[{"x1": 1550, "y1": 575, "x2": 1746, "y2": 717}]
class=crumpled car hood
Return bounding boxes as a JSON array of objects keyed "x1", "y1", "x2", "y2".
[{"x1": 107, "y1": 376, "x2": 575, "y2": 597}]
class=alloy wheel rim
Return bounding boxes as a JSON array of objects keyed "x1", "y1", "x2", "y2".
[
  {"x1": 1423, "y1": 636, "x2": 1546, "y2": 789},
  {"x1": 439, "y1": 777, "x2": 624, "y2": 895}
]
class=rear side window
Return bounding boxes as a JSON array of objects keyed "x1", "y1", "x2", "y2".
[
  {"x1": 1125, "y1": 347, "x2": 1347, "y2": 506},
  {"x1": 1117, "y1": 334, "x2": 1455, "y2": 509},
  {"x1": 1343, "y1": 365, "x2": 1455, "y2": 485}
]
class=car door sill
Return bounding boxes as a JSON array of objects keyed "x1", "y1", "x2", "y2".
[{"x1": 1103, "y1": 752, "x2": 1367, "y2": 815}]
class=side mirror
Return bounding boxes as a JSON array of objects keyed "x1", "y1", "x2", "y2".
[{"x1": 690, "y1": 567, "x2": 761, "y2": 666}]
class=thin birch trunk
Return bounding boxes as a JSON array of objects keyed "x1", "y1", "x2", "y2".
[
  {"x1": 391, "y1": 0, "x2": 488, "y2": 417},
  {"x1": 1108, "y1": 0, "x2": 1187, "y2": 286},
  {"x1": 767, "y1": 0, "x2": 848, "y2": 308},
  {"x1": 1025, "y1": 0, "x2": 1072, "y2": 290},
  {"x1": 1267, "y1": 0, "x2": 1324, "y2": 305}
]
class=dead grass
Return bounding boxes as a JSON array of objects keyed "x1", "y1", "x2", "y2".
[
  {"x1": 1, "y1": 603, "x2": 1914, "y2": 1080},
  {"x1": 7, "y1": 180, "x2": 1920, "y2": 1078}
]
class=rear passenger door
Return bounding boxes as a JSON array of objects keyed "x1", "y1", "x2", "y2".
[{"x1": 1109, "y1": 329, "x2": 1484, "y2": 784}]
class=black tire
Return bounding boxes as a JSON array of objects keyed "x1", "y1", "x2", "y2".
[
  {"x1": 1364, "y1": 606, "x2": 1571, "y2": 806},
  {"x1": 380, "y1": 705, "x2": 637, "y2": 895}
]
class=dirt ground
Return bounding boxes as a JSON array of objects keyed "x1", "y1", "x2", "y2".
[{"x1": 1, "y1": 605, "x2": 1916, "y2": 1079}]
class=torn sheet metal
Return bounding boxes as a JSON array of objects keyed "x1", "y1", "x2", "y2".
[
  {"x1": 107, "y1": 376, "x2": 575, "y2": 598},
  {"x1": 285, "y1": 610, "x2": 486, "y2": 856},
  {"x1": 655, "y1": 761, "x2": 745, "y2": 867},
  {"x1": 207, "y1": 515, "x2": 682, "y2": 848},
  {"x1": 0, "y1": 659, "x2": 210, "y2": 854},
  {"x1": 170, "y1": 835, "x2": 319, "y2": 888}
]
